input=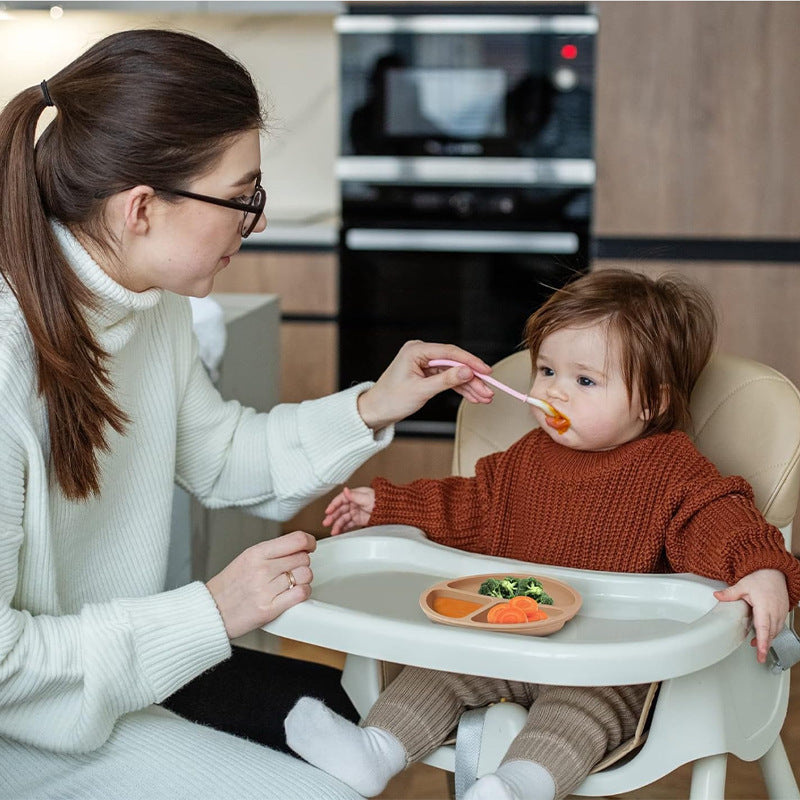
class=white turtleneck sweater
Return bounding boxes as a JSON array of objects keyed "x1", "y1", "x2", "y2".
[{"x1": 0, "y1": 222, "x2": 392, "y2": 754}]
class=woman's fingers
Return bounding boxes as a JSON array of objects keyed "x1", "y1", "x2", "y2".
[
  {"x1": 268, "y1": 561, "x2": 313, "y2": 593},
  {"x1": 261, "y1": 529, "x2": 317, "y2": 559},
  {"x1": 205, "y1": 531, "x2": 321, "y2": 639},
  {"x1": 267, "y1": 581, "x2": 312, "y2": 618}
]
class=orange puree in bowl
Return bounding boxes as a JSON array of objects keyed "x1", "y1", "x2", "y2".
[{"x1": 432, "y1": 597, "x2": 482, "y2": 618}]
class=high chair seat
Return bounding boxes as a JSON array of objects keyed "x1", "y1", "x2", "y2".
[{"x1": 265, "y1": 352, "x2": 800, "y2": 799}]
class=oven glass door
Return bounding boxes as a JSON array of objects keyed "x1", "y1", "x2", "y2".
[
  {"x1": 338, "y1": 14, "x2": 595, "y2": 159},
  {"x1": 339, "y1": 227, "x2": 587, "y2": 435}
]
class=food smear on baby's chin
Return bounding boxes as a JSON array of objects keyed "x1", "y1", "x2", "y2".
[{"x1": 545, "y1": 413, "x2": 571, "y2": 434}]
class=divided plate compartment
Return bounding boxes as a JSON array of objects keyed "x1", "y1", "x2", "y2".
[{"x1": 419, "y1": 572, "x2": 582, "y2": 636}]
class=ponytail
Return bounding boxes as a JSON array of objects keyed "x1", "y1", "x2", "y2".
[
  {"x1": 0, "y1": 30, "x2": 263, "y2": 500},
  {"x1": 0, "y1": 87, "x2": 128, "y2": 500}
]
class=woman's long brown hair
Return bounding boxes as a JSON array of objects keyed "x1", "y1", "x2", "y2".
[{"x1": 0, "y1": 30, "x2": 263, "y2": 499}]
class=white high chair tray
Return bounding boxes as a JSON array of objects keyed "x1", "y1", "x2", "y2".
[{"x1": 263, "y1": 525, "x2": 752, "y2": 686}]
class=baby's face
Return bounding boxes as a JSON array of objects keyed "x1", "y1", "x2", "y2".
[{"x1": 530, "y1": 322, "x2": 647, "y2": 451}]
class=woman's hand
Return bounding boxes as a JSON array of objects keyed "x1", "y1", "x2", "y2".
[
  {"x1": 323, "y1": 486, "x2": 376, "y2": 536},
  {"x1": 713, "y1": 568, "x2": 790, "y2": 663},
  {"x1": 205, "y1": 530, "x2": 316, "y2": 640},
  {"x1": 356, "y1": 340, "x2": 494, "y2": 431}
]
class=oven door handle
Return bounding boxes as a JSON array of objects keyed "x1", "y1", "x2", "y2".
[{"x1": 345, "y1": 228, "x2": 580, "y2": 254}]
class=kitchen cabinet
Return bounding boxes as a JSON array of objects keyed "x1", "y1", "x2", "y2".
[{"x1": 594, "y1": 1, "x2": 800, "y2": 238}]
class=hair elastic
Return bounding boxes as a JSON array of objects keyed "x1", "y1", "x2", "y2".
[{"x1": 40, "y1": 80, "x2": 54, "y2": 107}]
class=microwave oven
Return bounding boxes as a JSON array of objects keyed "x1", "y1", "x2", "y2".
[{"x1": 337, "y1": 5, "x2": 596, "y2": 187}]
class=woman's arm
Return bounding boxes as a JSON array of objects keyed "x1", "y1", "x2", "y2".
[{"x1": 174, "y1": 325, "x2": 493, "y2": 521}]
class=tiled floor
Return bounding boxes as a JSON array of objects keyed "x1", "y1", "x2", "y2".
[{"x1": 278, "y1": 637, "x2": 800, "y2": 800}]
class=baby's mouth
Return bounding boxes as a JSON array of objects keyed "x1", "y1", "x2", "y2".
[{"x1": 544, "y1": 412, "x2": 571, "y2": 434}]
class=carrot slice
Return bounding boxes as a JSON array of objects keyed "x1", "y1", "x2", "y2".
[
  {"x1": 486, "y1": 603, "x2": 527, "y2": 624},
  {"x1": 509, "y1": 596, "x2": 544, "y2": 622},
  {"x1": 509, "y1": 596, "x2": 539, "y2": 613}
]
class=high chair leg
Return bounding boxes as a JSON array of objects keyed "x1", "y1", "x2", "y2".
[
  {"x1": 689, "y1": 754, "x2": 727, "y2": 800},
  {"x1": 760, "y1": 736, "x2": 800, "y2": 800}
]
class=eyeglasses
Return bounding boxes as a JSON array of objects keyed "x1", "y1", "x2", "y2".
[{"x1": 153, "y1": 176, "x2": 266, "y2": 238}]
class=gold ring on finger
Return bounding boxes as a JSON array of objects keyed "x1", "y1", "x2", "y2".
[{"x1": 284, "y1": 570, "x2": 296, "y2": 590}]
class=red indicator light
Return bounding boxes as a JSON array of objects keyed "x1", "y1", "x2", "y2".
[{"x1": 561, "y1": 44, "x2": 578, "y2": 60}]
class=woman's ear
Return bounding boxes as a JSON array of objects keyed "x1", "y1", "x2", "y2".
[{"x1": 121, "y1": 186, "x2": 157, "y2": 236}]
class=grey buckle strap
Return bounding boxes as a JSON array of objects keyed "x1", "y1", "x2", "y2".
[
  {"x1": 454, "y1": 707, "x2": 488, "y2": 800},
  {"x1": 769, "y1": 624, "x2": 800, "y2": 674}
]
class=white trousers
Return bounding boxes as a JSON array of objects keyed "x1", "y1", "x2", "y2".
[{"x1": 0, "y1": 705, "x2": 359, "y2": 800}]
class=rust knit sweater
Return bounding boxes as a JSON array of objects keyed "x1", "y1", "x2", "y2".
[{"x1": 370, "y1": 429, "x2": 800, "y2": 607}]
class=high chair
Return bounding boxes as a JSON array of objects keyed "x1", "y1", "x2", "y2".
[{"x1": 266, "y1": 352, "x2": 800, "y2": 799}]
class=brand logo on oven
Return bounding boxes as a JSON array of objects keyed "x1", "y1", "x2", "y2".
[{"x1": 424, "y1": 140, "x2": 484, "y2": 156}]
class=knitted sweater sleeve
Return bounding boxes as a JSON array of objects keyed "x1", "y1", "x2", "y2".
[
  {"x1": 174, "y1": 321, "x2": 393, "y2": 521},
  {"x1": 665, "y1": 474, "x2": 800, "y2": 607},
  {"x1": 368, "y1": 450, "x2": 503, "y2": 552}
]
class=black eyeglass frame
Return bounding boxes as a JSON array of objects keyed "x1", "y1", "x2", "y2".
[{"x1": 152, "y1": 176, "x2": 266, "y2": 237}]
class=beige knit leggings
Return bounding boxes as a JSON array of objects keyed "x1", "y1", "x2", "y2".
[{"x1": 363, "y1": 666, "x2": 650, "y2": 800}]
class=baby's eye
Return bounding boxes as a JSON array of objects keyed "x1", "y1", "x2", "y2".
[
  {"x1": 577, "y1": 376, "x2": 595, "y2": 387},
  {"x1": 539, "y1": 366, "x2": 554, "y2": 377}
]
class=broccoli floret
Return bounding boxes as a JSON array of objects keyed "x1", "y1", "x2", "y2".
[
  {"x1": 478, "y1": 578, "x2": 505, "y2": 598},
  {"x1": 517, "y1": 577, "x2": 555, "y2": 605},
  {"x1": 478, "y1": 575, "x2": 554, "y2": 604},
  {"x1": 499, "y1": 577, "x2": 518, "y2": 598}
]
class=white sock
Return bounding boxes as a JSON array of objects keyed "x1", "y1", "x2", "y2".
[
  {"x1": 463, "y1": 760, "x2": 556, "y2": 800},
  {"x1": 284, "y1": 696, "x2": 407, "y2": 797}
]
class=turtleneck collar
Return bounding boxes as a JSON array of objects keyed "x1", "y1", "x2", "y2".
[
  {"x1": 535, "y1": 427, "x2": 672, "y2": 477},
  {"x1": 51, "y1": 220, "x2": 163, "y2": 352}
]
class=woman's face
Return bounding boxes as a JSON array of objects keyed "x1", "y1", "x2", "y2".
[{"x1": 117, "y1": 129, "x2": 266, "y2": 296}]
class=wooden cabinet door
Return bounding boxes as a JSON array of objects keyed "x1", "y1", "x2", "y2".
[
  {"x1": 216, "y1": 250, "x2": 338, "y2": 315},
  {"x1": 595, "y1": 1, "x2": 800, "y2": 238}
]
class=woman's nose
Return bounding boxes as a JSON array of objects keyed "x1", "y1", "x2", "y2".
[{"x1": 254, "y1": 212, "x2": 268, "y2": 234}]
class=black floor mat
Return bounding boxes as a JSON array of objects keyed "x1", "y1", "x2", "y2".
[{"x1": 161, "y1": 645, "x2": 360, "y2": 753}]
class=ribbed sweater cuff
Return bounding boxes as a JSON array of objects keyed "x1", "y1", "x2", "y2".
[
  {"x1": 118, "y1": 582, "x2": 231, "y2": 702},
  {"x1": 732, "y1": 549, "x2": 800, "y2": 608},
  {"x1": 369, "y1": 477, "x2": 419, "y2": 529},
  {"x1": 296, "y1": 382, "x2": 394, "y2": 483}
]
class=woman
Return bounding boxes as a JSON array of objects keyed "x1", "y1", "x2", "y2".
[{"x1": 0, "y1": 29, "x2": 492, "y2": 799}]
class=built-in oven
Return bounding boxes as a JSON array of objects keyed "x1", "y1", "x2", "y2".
[{"x1": 337, "y1": 4, "x2": 596, "y2": 435}]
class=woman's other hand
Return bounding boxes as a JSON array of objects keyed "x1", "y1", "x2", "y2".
[
  {"x1": 206, "y1": 530, "x2": 316, "y2": 639},
  {"x1": 323, "y1": 486, "x2": 375, "y2": 535},
  {"x1": 356, "y1": 340, "x2": 494, "y2": 431}
]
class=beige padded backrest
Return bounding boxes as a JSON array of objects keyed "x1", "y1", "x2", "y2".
[{"x1": 452, "y1": 351, "x2": 800, "y2": 531}]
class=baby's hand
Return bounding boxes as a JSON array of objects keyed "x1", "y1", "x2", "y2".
[
  {"x1": 713, "y1": 569, "x2": 790, "y2": 663},
  {"x1": 323, "y1": 487, "x2": 376, "y2": 536}
]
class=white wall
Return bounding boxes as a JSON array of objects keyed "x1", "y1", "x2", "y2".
[{"x1": 0, "y1": 8, "x2": 339, "y2": 221}]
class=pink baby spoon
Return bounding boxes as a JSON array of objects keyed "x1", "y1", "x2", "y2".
[{"x1": 428, "y1": 358, "x2": 571, "y2": 432}]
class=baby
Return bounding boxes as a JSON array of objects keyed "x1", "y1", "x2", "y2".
[{"x1": 285, "y1": 269, "x2": 800, "y2": 800}]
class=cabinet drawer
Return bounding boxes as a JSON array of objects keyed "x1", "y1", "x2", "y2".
[
  {"x1": 280, "y1": 322, "x2": 338, "y2": 404},
  {"x1": 217, "y1": 251, "x2": 338, "y2": 315}
]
